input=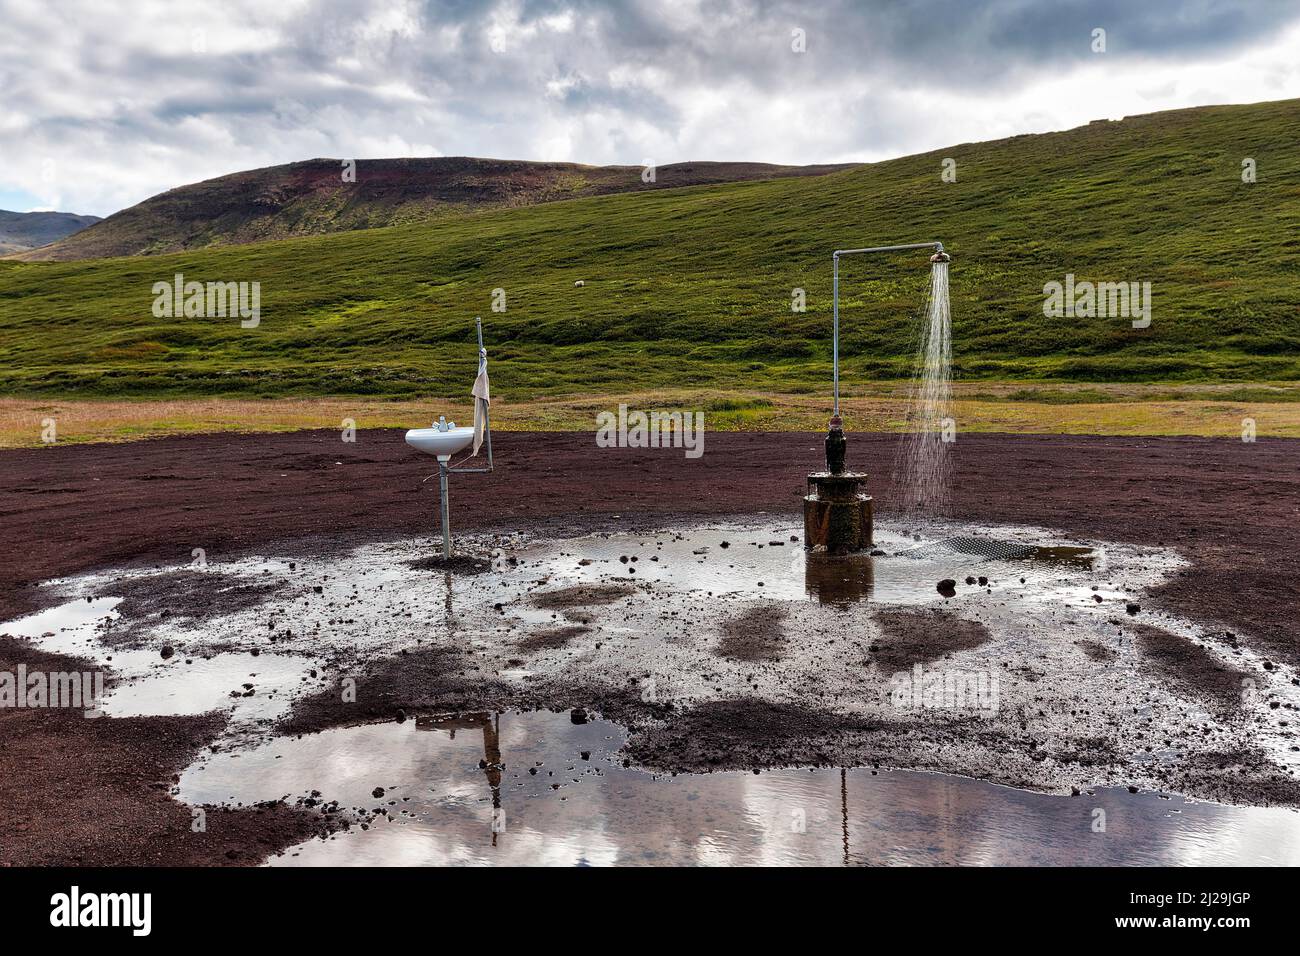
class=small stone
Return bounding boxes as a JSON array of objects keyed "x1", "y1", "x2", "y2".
[
  {"x1": 937, "y1": 579, "x2": 957, "y2": 597},
  {"x1": 372, "y1": 787, "x2": 385, "y2": 799},
  {"x1": 160, "y1": 645, "x2": 175, "y2": 660}
]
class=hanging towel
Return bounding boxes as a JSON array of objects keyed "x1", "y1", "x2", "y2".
[{"x1": 471, "y1": 346, "x2": 490, "y2": 456}]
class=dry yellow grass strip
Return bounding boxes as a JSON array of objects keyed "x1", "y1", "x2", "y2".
[{"x1": 2, "y1": 386, "x2": 1298, "y2": 449}]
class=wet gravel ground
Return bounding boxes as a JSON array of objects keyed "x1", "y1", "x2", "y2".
[
  {"x1": 1, "y1": 429, "x2": 1298, "y2": 864},
  {"x1": 14, "y1": 519, "x2": 1300, "y2": 817}
]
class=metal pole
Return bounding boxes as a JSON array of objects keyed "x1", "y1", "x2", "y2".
[
  {"x1": 439, "y1": 459, "x2": 451, "y2": 559},
  {"x1": 834, "y1": 242, "x2": 943, "y2": 257},
  {"x1": 832, "y1": 253, "x2": 840, "y2": 417}
]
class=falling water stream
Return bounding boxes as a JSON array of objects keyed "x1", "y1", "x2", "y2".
[{"x1": 894, "y1": 260, "x2": 953, "y2": 514}]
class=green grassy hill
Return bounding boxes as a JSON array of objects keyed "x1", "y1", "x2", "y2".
[{"x1": 1, "y1": 98, "x2": 1298, "y2": 399}]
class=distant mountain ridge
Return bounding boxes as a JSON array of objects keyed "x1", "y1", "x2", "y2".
[
  {"x1": 10, "y1": 158, "x2": 856, "y2": 262},
  {"x1": 0, "y1": 209, "x2": 101, "y2": 254}
]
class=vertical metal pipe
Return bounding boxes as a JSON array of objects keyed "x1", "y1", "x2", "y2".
[
  {"x1": 439, "y1": 459, "x2": 451, "y2": 559},
  {"x1": 832, "y1": 253, "x2": 840, "y2": 417}
]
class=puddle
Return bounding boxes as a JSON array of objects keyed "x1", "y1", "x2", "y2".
[
  {"x1": 509, "y1": 524, "x2": 1113, "y2": 607},
  {"x1": 7, "y1": 515, "x2": 1299, "y2": 845},
  {"x1": 1, "y1": 596, "x2": 317, "y2": 723},
  {"x1": 179, "y1": 709, "x2": 1300, "y2": 866}
]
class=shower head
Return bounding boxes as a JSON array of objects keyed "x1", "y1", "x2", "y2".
[{"x1": 929, "y1": 250, "x2": 951, "y2": 264}]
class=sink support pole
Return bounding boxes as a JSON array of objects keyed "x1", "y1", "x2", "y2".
[
  {"x1": 439, "y1": 460, "x2": 452, "y2": 559},
  {"x1": 413, "y1": 317, "x2": 498, "y2": 561}
]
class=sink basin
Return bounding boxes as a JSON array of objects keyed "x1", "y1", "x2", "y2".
[{"x1": 405, "y1": 426, "x2": 474, "y2": 461}]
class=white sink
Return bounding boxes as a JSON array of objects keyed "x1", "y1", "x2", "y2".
[{"x1": 405, "y1": 425, "x2": 474, "y2": 461}]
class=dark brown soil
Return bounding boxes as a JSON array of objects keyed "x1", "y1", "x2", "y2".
[
  {"x1": 404, "y1": 554, "x2": 493, "y2": 574},
  {"x1": 93, "y1": 570, "x2": 286, "y2": 646},
  {"x1": 517, "y1": 625, "x2": 591, "y2": 652},
  {"x1": 624, "y1": 699, "x2": 903, "y2": 771},
  {"x1": 277, "y1": 644, "x2": 521, "y2": 736},
  {"x1": 869, "y1": 608, "x2": 992, "y2": 670},
  {"x1": 530, "y1": 583, "x2": 636, "y2": 610},
  {"x1": 3, "y1": 428, "x2": 1299, "y2": 863},
  {"x1": 1131, "y1": 623, "x2": 1252, "y2": 714},
  {"x1": 716, "y1": 605, "x2": 789, "y2": 661},
  {"x1": 1078, "y1": 639, "x2": 1119, "y2": 663}
]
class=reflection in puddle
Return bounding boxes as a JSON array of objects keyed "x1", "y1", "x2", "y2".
[
  {"x1": 179, "y1": 710, "x2": 1300, "y2": 867},
  {"x1": 803, "y1": 553, "x2": 875, "y2": 606},
  {"x1": 801, "y1": 535, "x2": 1099, "y2": 605},
  {"x1": 514, "y1": 523, "x2": 1116, "y2": 608}
]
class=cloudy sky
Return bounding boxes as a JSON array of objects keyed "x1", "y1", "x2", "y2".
[{"x1": 3, "y1": 0, "x2": 1299, "y2": 217}]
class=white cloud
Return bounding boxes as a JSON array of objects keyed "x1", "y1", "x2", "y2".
[{"x1": 2, "y1": 0, "x2": 1298, "y2": 216}]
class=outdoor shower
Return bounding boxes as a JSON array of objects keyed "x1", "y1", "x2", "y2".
[{"x1": 803, "y1": 241, "x2": 949, "y2": 554}]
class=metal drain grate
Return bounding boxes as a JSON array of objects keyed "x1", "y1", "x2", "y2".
[{"x1": 896, "y1": 536, "x2": 1037, "y2": 561}]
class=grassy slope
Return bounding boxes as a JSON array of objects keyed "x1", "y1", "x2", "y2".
[{"x1": 1, "y1": 99, "x2": 1298, "y2": 399}]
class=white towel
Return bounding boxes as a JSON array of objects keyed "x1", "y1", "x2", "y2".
[{"x1": 471, "y1": 347, "x2": 490, "y2": 456}]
